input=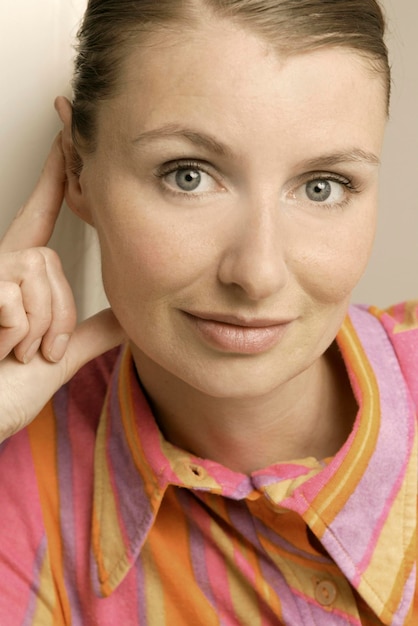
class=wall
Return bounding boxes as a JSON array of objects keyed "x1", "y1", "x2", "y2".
[
  {"x1": 0, "y1": 0, "x2": 105, "y2": 319},
  {"x1": 352, "y1": 0, "x2": 418, "y2": 306},
  {"x1": 0, "y1": 0, "x2": 417, "y2": 317}
]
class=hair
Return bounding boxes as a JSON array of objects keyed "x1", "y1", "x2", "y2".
[{"x1": 72, "y1": 0, "x2": 390, "y2": 150}]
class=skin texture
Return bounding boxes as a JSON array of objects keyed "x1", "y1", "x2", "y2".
[{"x1": 62, "y1": 17, "x2": 387, "y2": 471}]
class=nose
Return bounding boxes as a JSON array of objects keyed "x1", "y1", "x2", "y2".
[{"x1": 217, "y1": 199, "x2": 289, "y2": 301}]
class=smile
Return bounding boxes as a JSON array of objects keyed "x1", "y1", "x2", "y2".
[{"x1": 182, "y1": 311, "x2": 292, "y2": 354}]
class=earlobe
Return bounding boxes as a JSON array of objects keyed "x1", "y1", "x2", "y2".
[{"x1": 54, "y1": 96, "x2": 94, "y2": 226}]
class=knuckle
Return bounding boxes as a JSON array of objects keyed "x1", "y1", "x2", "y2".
[
  {"x1": 0, "y1": 281, "x2": 23, "y2": 305},
  {"x1": 38, "y1": 246, "x2": 59, "y2": 263},
  {"x1": 19, "y1": 248, "x2": 48, "y2": 272}
]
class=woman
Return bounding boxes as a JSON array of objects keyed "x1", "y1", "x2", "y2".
[{"x1": 0, "y1": 1, "x2": 416, "y2": 624}]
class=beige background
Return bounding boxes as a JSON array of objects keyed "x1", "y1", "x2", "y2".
[{"x1": 0, "y1": 0, "x2": 417, "y2": 318}]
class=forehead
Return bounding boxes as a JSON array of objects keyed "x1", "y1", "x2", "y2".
[{"x1": 98, "y1": 18, "x2": 387, "y2": 159}]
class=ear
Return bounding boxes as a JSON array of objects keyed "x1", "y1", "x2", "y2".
[{"x1": 54, "y1": 96, "x2": 94, "y2": 226}]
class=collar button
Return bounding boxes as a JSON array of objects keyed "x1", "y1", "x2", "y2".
[{"x1": 314, "y1": 580, "x2": 338, "y2": 607}]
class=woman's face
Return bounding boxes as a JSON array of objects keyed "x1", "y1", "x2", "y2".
[{"x1": 79, "y1": 18, "x2": 387, "y2": 399}]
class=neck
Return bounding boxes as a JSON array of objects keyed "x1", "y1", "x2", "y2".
[{"x1": 133, "y1": 343, "x2": 357, "y2": 474}]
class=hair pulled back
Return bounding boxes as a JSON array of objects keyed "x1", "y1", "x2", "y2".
[{"x1": 72, "y1": 0, "x2": 390, "y2": 149}]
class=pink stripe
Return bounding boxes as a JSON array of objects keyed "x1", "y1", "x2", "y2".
[
  {"x1": 292, "y1": 587, "x2": 362, "y2": 625},
  {"x1": 0, "y1": 432, "x2": 46, "y2": 624}
]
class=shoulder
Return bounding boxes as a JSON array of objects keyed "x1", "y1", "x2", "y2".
[
  {"x1": 0, "y1": 345, "x2": 125, "y2": 617},
  {"x1": 0, "y1": 342, "x2": 124, "y2": 487},
  {"x1": 368, "y1": 301, "x2": 418, "y2": 335},
  {"x1": 63, "y1": 343, "x2": 123, "y2": 421},
  {"x1": 348, "y1": 300, "x2": 418, "y2": 341},
  {"x1": 350, "y1": 301, "x2": 418, "y2": 406},
  {"x1": 0, "y1": 344, "x2": 124, "y2": 521}
]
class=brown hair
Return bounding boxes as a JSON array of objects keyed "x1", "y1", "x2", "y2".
[{"x1": 72, "y1": 0, "x2": 390, "y2": 149}]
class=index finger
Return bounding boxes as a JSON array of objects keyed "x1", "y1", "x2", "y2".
[{"x1": 0, "y1": 133, "x2": 66, "y2": 253}]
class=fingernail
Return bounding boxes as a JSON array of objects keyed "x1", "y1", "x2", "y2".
[
  {"x1": 48, "y1": 334, "x2": 70, "y2": 363},
  {"x1": 22, "y1": 339, "x2": 42, "y2": 364}
]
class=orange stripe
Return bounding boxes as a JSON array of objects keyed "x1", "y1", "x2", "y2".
[
  {"x1": 27, "y1": 403, "x2": 70, "y2": 625},
  {"x1": 147, "y1": 488, "x2": 218, "y2": 625}
]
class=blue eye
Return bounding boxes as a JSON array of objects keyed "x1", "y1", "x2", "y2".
[
  {"x1": 175, "y1": 169, "x2": 202, "y2": 192},
  {"x1": 289, "y1": 174, "x2": 355, "y2": 208},
  {"x1": 159, "y1": 160, "x2": 223, "y2": 196},
  {"x1": 305, "y1": 179, "x2": 333, "y2": 202}
]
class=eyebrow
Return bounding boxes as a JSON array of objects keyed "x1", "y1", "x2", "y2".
[
  {"x1": 132, "y1": 124, "x2": 380, "y2": 167},
  {"x1": 298, "y1": 149, "x2": 381, "y2": 170},
  {"x1": 132, "y1": 124, "x2": 232, "y2": 157}
]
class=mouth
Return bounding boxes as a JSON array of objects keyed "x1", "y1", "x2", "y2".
[{"x1": 182, "y1": 310, "x2": 292, "y2": 354}]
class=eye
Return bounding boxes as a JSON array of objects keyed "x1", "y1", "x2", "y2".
[
  {"x1": 158, "y1": 160, "x2": 222, "y2": 195},
  {"x1": 305, "y1": 179, "x2": 336, "y2": 203},
  {"x1": 290, "y1": 174, "x2": 355, "y2": 208},
  {"x1": 174, "y1": 169, "x2": 203, "y2": 192}
]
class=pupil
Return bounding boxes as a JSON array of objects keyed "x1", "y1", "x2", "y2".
[
  {"x1": 176, "y1": 169, "x2": 201, "y2": 191},
  {"x1": 306, "y1": 179, "x2": 332, "y2": 202}
]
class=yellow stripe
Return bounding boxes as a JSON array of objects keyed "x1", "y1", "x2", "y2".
[
  {"x1": 307, "y1": 318, "x2": 380, "y2": 531},
  {"x1": 30, "y1": 550, "x2": 56, "y2": 626}
]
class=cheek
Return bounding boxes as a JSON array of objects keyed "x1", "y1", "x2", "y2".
[
  {"x1": 94, "y1": 209, "x2": 205, "y2": 309},
  {"x1": 292, "y1": 211, "x2": 377, "y2": 304}
]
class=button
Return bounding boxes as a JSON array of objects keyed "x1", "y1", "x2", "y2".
[{"x1": 314, "y1": 580, "x2": 338, "y2": 607}]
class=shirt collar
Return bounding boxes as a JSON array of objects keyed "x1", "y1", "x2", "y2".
[
  {"x1": 253, "y1": 305, "x2": 417, "y2": 624},
  {"x1": 91, "y1": 305, "x2": 417, "y2": 624},
  {"x1": 91, "y1": 346, "x2": 258, "y2": 596}
]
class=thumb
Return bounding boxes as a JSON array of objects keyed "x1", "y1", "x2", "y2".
[{"x1": 62, "y1": 309, "x2": 126, "y2": 383}]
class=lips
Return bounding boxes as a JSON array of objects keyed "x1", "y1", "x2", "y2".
[{"x1": 183, "y1": 311, "x2": 292, "y2": 354}]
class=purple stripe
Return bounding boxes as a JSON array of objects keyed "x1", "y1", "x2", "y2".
[
  {"x1": 53, "y1": 385, "x2": 84, "y2": 623},
  {"x1": 321, "y1": 306, "x2": 413, "y2": 575},
  {"x1": 176, "y1": 491, "x2": 220, "y2": 617}
]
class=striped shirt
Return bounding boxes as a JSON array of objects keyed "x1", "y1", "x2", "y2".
[{"x1": 0, "y1": 302, "x2": 417, "y2": 625}]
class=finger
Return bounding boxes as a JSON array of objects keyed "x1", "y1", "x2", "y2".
[
  {"x1": 39, "y1": 248, "x2": 78, "y2": 363},
  {"x1": 7, "y1": 247, "x2": 77, "y2": 364},
  {"x1": 0, "y1": 282, "x2": 29, "y2": 359},
  {"x1": 0, "y1": 310, "x2": 125, "y2": 442},
  {"x1": 0, "y1": 134, "x2": 66, "y2": 253},
  {"x1": 2, "y1": 249, "x2": 53, "y2": 362}
]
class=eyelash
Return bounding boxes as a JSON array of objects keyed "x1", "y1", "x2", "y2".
[
  {"x1": 155, "y1": 159, "x2": 360, "y2": 208},
  {"x1": 155, "y1": 159, "x2": 222, "y2": 199},
  {"x1": 294, "y1": 172, "x2": 360, "y2": 210}
]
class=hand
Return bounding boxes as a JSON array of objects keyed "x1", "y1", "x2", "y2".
[{"x1": 0, "y1": 135, "x2": 125, "y2": 442}]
